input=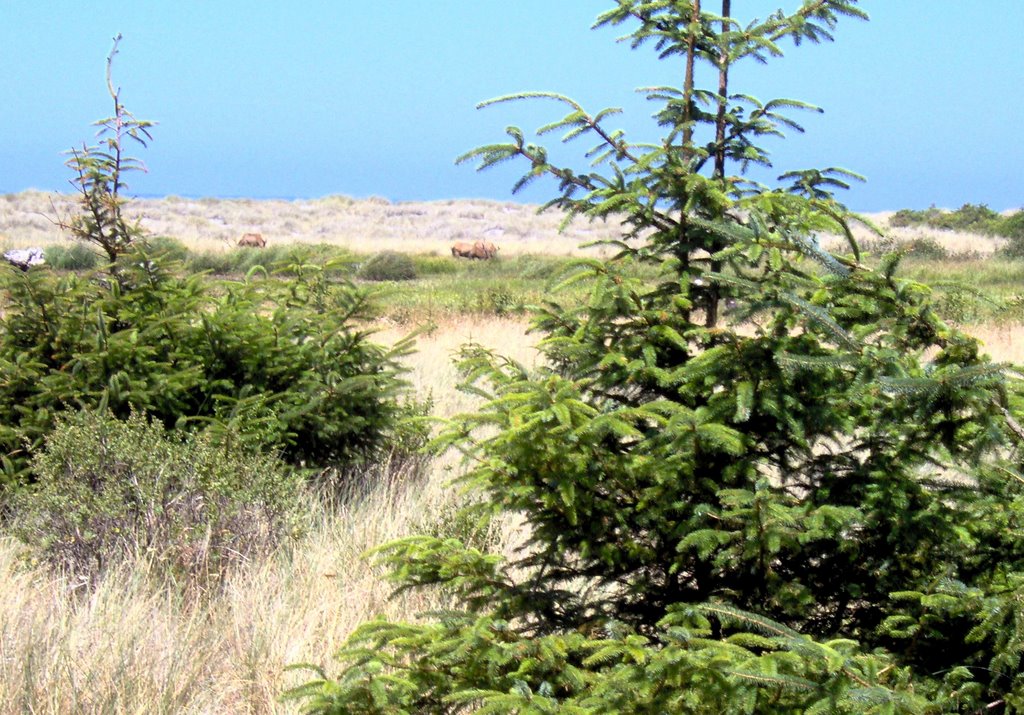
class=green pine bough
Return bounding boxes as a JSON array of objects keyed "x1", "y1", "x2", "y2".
[{"x1": 287, "y1": 2, "x2": 1024, "y2": 712}]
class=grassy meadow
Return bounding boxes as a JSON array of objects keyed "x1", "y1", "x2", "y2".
[{"x1": 2, "y1": 191, "x2": 1024, "y2": 712}]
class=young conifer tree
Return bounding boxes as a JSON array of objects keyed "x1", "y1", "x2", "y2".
[
  {"x1": 290, "y1": 2, "x2": 1024, "y2": 711},
  {"x1": 60, "y1": 34, "x2": 153, "y2": 265}
]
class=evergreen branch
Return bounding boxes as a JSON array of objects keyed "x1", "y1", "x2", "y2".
[
  {"x1": 728, "y1": 669, "x2": 818, "y2": 691},
  {"x1": 776, "y1": 352, "x2": 856, "y2": 371},
  {"x1": 699, "y1": 603, "x2": 802, "y2": 639},
  {"x1": 778, "y1": 293, "x2": 859, "y2": 350}
]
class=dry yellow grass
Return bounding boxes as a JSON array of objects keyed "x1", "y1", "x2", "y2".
[
  {"x1": 2, "y1": 190, "x2": 1004, "y2": 259},
  {"x1": 819, "y1": 211, "x2": 1006, "y2": 257},
  {"x1": 966, "y1": 322, "x2": 1024, "y2": 364},
  {"x1": 0, "y1": 191, "x2": 623, "y2": 258},
  {"x1": 0, "y1": 489, "x2": 453, "y2": 713}
]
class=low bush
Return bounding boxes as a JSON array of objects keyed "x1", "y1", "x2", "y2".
[
  {"x1": 996, "y1": 213, "x2": 1024, "y2": 258},
  {"x1": 998, "y1": 210, "x2": 1024, "y2": 240},
  {"x1": 10, "y1": 409, "x2": 302, "y2": 588},
  {"x1": 999, "y1": 238, "x2": 1024, "y2": 260},
  {"x1": 409, "y1": 253, "x2": 459, "y2": 276},
  {"x1": 183, "y1": 249, "x2": 236, "y2": 275},
  {"x1": 44, "y1": 243, "x2": 101, "y2": 271},
  {"x1": 505, "y1": 254, "x2": 568, "y2": 280},
  {"x1": 473, "y1": 284, "x2": 524, "y2": 315},
  {"x1": 0, "y1": 246, "x2": 419, "y2": 489},
  {"x1": 902, "y1": 236, "x2": 949, "y2": 260},
  {"x1": 141, "y1": 235, "x2": 190, "y2": 262},
  {"x1": 184, "y1": 243, "x2": 358, "y2": 277},
  {"x1": 889, "y1": 206, "x2": 942, "y2": 228},
  {"x1": 357, "y1": 251, "x2": 417, "y2": 281},
  {"x1": 890, "y1": 203, "x2": 1014, "y2": 238}
]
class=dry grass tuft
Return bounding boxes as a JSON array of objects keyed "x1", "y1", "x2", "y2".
[{"x1": 966, "y1": 322, "x2": 1024, "y2": 364}]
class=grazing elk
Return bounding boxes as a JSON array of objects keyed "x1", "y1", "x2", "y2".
[
  {"x1": 238, "y1": 233, "x2": 266, "y2": 248},
  {"x1": 480, "y1": 240, "x2": 499, "y2": 259},
  {"x1": 451, "y1": 240, "x2": 498, "y2": 259}
]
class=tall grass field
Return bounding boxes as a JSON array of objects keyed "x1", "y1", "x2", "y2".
[{"x1": 2, "y1": 192, "x2": 1024, "y2": 712}]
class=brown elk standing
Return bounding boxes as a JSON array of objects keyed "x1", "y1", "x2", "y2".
[
  {"x1": 451, "y1": 240, "x2": 498, "y2": 259},
  {"x1": 238, "y1": 233, "x2": 266, "y2": 248}
]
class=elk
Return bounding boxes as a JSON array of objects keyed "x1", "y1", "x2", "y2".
[
  {"x1": 451, "y1": 240, "x2": 497, "y2": 259},
  {"x1": 237, "y1": 233, "x2": 266, "y2": 248}
]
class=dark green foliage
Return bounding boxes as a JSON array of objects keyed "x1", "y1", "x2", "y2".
[
  {"x1": 290, "y1": 3, "x2": 1024, "y2": 711},
  {"x1": 889, "y1": 206, "x2": 943, "y2": 228},
  {"x1": 140, "y1": 235, "x2": 190, "y2": 262},
  {"x1": 43, "y1": 242, "x2": 101, "y2": 271},
  {"x1": 998, "y1": 213, "x2": 1024, "y2": 259},
  {"x1": 934, "y1": 203, "x2": 1002, "y2": 232},
  {"x1": 901, "y1": 236, "x2": 948, "y2": 260},
  {"x1": 185, "y1": 243, "x2": 358, "y2": 277},
  {"x1": 10, "y1": 409, "x2": 302, "y2": 587},
  {"x1": 0, "y1": 245, "x2": 418, "y2": 488},
  {"x1": 357, "y1": 251, "x2": 418, "y2": 281},
  {"x1": 890, "y1": 203, "x2": 1013, "y2": 237},
  {"x1": 999, "y1": 211, "x2": 1024, "y2": 240},
  {"x1": 408, "y1": 254, "x2": 459, "y2": 276}
]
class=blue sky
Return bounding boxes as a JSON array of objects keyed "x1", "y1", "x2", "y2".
[{"x1": 2, "y1": 1, "x2": 1021, "y2": 211}]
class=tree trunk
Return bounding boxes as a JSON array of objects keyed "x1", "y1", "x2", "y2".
[{"x1": 705, "y1": 0, "x2": 731, "y2": 329}]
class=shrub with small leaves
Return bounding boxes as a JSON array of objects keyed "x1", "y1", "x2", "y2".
[
  {"x1": 140, "y1": 235, "x2": 190, "y2": 262},
  {"x1": 357, "y1": 251, "x2": 418, "y2": 282},
  {"x1": 10, "y1": 409, "x2": 302, "y2": 588},
  {"x1": 998, "y1": 213, "x2": 1024, "y2": 259},
  {"x1": 902, "y1": 236, "x2": 949, "y2": 260},
  {"x1": 998, "y1": 211, "x2": 1024, "y2": 240},
  {"x1": 43, "y1": 242, "x2": 101, "y2": 271}
]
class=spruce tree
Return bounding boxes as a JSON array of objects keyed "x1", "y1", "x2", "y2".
[
  {"x1": 59, "y1": 34, "x2": 153, "y2": 265},
  {"x1": 289, "y1": 2, "x2": 1024, "y2": 711}
]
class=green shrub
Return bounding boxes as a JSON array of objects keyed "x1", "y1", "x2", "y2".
[
  {"x1": 473, "y1": 284, "x2": 524, "y2": 315},
  {"x1": 995, "y1": 212, "x2": 1024, "y2": 259},
  {"x1": 999, "y1": 237, "x2": 1024, "y2": 260},
  {"x1": 506, "y1": 254, "x2": 568, "y2": 280},
  {"x1": 43, "y1": 243, "x2": 101, "y2": 271},
  {"x1": 901, "y1": 236, "x2": 949, "y2": 260},
  {"x1": 140, "y1": 235, "x2": 190, "y2": 262},
  {"x1": 184, "y1": 249, "x2": 237, "y2": 275},
  {"x1": 932, "y1": 284, "x2": 994, "y2": 323},
  {"x1": 998, "y1": 210, "x2": 1024, "y2": 238},
  {"x1": 890, "y1": 203, "x2": 1005, "y2": 236},
  {"x1": 185, "y1": 244, "x2": 357, "y2": 277},
  {"x1": 10, "y1": 409, "x2": 302, "y2": 588},
  {"x1": 409, "y1": 253, "x2": 459, "y2": 276},
  {"x1": 0, "y1": 246, "x2": 419, "y2": 488},
  {"x1": 889, "y1": 207, "x2": 941, "y2": 228},
  {"x1": 357, "y1": 251, "x2": 417, "y2": 281},
  {"x1": 937, "y1": 203, "x2": 1002, "y2": 232}
]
